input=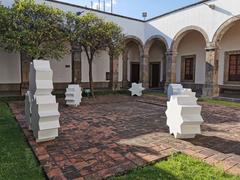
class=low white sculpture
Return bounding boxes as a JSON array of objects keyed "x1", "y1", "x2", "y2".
[
  {"x1": 165, "y1": 85, "x2": 203, "y2": 139},
  {"x1": 25, "y1": 91, "x2": 32, "y2": 130},
  {"x1": 167, "y1": 84, "x2": 183, "y2": 100},
  {"x1": 65, "y1": 84, "x2": 82, "y2": 107},
  {"x1": 129, "y1": 83, "x2": 145, "y2": 96},
  {"x1": 26, "y1": 60, "x2": 60, "y2": 142}
]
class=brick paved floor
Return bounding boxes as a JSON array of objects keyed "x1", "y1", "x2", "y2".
[{"x1": 9, "y1": 95, "x2": 240, "y2": 180}]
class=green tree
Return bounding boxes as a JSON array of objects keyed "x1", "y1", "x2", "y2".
[
  {"x1": 69, "y1": 13, "x2": 124, "y2": 96},
  {"x1": 11, "y1": 0, "x2": 68, "y2": 60},
  {"x1": 76, "y1": 13, "x2": 108, "y2": 97},
  {"x1": 0, "y1": 5, "x2": 16, "y2": 52}
]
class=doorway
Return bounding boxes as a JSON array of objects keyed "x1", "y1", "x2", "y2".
[
  {"x1": 150, "y1": 63, "x2": 160, "y2": 88},
  {"x1": 131, "y1": 63, "x2": 140, "y2": 83}
]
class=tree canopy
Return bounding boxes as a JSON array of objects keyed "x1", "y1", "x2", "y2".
[
  {"x1": 0, "y1": 5, "x2": 16, "y2": 52},
  {"x1": 11, "y1": 0, "x2": 68, "y2": 60}
]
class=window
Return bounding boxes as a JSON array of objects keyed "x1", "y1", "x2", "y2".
[
  {"x1": 229, "y1": 54, "x2": 240, "y2": 81},
  {"x1": 181, "y1": 55, "x2": 196, "y2": 82}
]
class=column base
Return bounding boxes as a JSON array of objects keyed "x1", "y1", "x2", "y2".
[
  {"x1": 122, "y1": 80, "x2": 129, "y2": 89},
  {"x1": 202, "y1": 84, "x2": 220, "y2": 97}
]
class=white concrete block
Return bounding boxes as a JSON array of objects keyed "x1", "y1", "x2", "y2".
[
  {"x1": 167, "y1": 84, "x2": 183, "y2": 100},
  {"x1": 165, "y1": 88, "x2": 204, "y2": 139},
  {"x1": 65, "y1": 84, "x2": 82, "y2": 107},
  {"x1": 129, "y1": 83, "x2": 145, "y2": 96}
]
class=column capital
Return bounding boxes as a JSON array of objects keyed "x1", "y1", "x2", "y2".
[
  {"x1": 165, "y1": 50, "x2": 177, "y2": 56},
  {"x1": 205, "y1": 43, "x2": 216, "y2": 51}
]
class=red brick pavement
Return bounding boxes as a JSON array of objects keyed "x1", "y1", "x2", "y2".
[{"x1": 9, "y1": 95, "x2": 240, "y2": 179}]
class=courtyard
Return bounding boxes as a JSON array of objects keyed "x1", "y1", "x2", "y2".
[{"x1": 8, "y1": 94, "x2": 240, "y2": 179}]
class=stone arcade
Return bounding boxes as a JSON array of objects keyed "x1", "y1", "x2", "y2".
[{"x1": 1, "y1": 0, "x2": 240, "y2": 98}]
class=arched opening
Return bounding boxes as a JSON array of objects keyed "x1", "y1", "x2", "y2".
[
  {"x1": 172, "y1": 27, "x2": 208, "y2": 95},
  {"x1": 214, "y1": 18, "x2": 240, "y2": 97},
  {"x1": 147, "y1": 40, "x2": 167, "y2": 88},
  {"x1": 122, "y1": 37, "x2": 143, "y2": 87}
]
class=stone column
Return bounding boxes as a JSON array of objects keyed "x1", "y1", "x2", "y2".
[
  {"x1": 20, "y1": 53, "x2": 32, "y2": 95},
  {"x1": 122, "y1": 53, "x2": 128, "y2": 88},
  {"x1": 140, "y1": 54, "x2": 149, "y2": 89},
  {"x1": 72, "y1": 45, "x2": 82, "y2": 84},
  {"x1": 164, "y1": 50, "x2": 177, "y2": 92},
  {"x1": 202, "y1": 45, "x2": 219, "y2": 97},
  {"x1": 109, "y1": 56, "x2": 119, "y2": 90}
]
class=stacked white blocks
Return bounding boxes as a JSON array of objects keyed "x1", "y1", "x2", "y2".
[
  {"x1": 28, "y1": 60, "x2": 60, "y2": 142},
  {"x1": 167, "y1": 84, "x2": 183, "y2": 100},
  {"x1": 129, "y1": 83, "x2": 145, "y2": 96},
  {"x1": 65, "y1": 85, "x2": 82, "y2": 107},
  {"x1": 25, "y1": 91, "x2": 32, "y2": 130},
  {"x1": 166, "y1": 84, "x2": 203, "y2": 139}
]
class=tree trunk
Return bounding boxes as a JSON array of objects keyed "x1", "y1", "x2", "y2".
[{"x1": 88, "y1": 59, "x2": 95, "y2": 97}]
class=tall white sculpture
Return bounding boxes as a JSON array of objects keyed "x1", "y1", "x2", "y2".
[
  {"x1": 129, "y1": 83, "x2": 145, "y2": 96},
  {"x1": 65, "y1": 84, "x2": 82, "y2": 107},
  {"x1": 165, "y1": 84, "x2": 203, "y2": 139},
  {"x1": 27, "y1": 60, "x2": 60, "y2": 142}
]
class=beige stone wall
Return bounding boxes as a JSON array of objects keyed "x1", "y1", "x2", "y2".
[
  {"x1": 218, "y1": 22, "x2": 240, "y2": 85},
  {"x1": 0, "y1": 49, "x2": 21, "y2": 84},
  {"x1": 81, "y1": 50, "x2": 110, "y2": 83},
  {"x1": 50, "y1": 53, "x2": 72, "y2": 83},
  {"x1": 176, "y1": 31, "x2": 206, "y2": 84}
]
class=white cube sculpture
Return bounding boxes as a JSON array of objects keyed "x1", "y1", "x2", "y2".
[
  {"x1": 167, "y1": 84, "x2": 183, "y2": 100},
  {"x1": 129, "y1": 83, "x2": 145, "y2": 96},
  {"x1": 65, "y1": 84, "x2": 82, "y2": 107},
  {"x1": 25, "y1": 91, "x2": 32, "y2": 130},
  {"x1": 165, "y1": 84, "x2": 203, "y2": 139},
  {"x1": 27, "y1": 60, "x2": 60, "y2": 142}
]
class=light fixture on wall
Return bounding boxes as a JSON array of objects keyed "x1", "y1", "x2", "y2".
[
  {"x1": 76, "y1": 11, "x2": 84, "y2": 16},
  {"x1": 142, "y1": 12, "x2": 148, "y2": 20}
]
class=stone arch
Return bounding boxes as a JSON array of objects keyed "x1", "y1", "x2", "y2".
[
  {"x1": 124, "y1": 35, "x2": 144, "y2": 55},
  {"x1": 144, "y1": 35, "x2": 169, "y2": 88},
  {"x1": 122, "y1": 35, "x2": 144, "y2": 88},
  {"x1": 212, "y1": 15, "x2": 240, "y2": 47},
  {"x1": 144, "y1": 35, "x2": 169, "y2": 54},
  {"x1": 171, "y1": 26, "x2": 210, "y2": 52}
]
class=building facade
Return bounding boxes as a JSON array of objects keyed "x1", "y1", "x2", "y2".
[{"x1": 1, "y1": 0, "x2": 240, "y2": 97}]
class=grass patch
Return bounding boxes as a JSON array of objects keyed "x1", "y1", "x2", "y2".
[
  {"x1": 144, "y1": 91, "x2": 166, "y2": 97},
  {"x1": 198, "y1": 98, "x2": 240, "y2": 108},
  {"x1": 111, "y1": 154, "x2": 239, "y2": 180},
  {"x1": 0, "y1": 102, "x2": 45, "y2": 180}
]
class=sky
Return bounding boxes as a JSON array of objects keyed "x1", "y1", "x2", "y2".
[{"x1": 59, "y1": 0, "x2": 200, "y2": 20}]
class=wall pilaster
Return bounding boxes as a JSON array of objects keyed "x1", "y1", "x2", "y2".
[
  {"x1": 140, "y1": 54, "x2": 149, "y2": 89},
  {"x1": 110, "y1": 56, "x2": 119, "y2": 90},
  {"x1": 165, "y1": 50, "x2": 177, "y2": 92},
  {"x1": 72, "y1": 45, "x2": 82, "y2": 84},
  {"x1": 20, "y1": 53, "x2": 32, "y2": 95},
  {"x1": 202, "y1": 45, "x2": 219, "y2": 97}
]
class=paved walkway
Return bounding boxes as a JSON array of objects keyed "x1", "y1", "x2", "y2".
[{"x1": 9, "y1": 95, "x2": 240, "y2": 180}]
